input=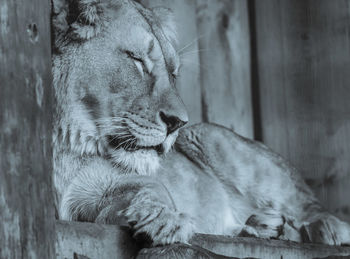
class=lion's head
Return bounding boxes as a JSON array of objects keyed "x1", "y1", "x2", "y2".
[{"x1": 52, "y1": 0, "x2": 188, "y2": 174}]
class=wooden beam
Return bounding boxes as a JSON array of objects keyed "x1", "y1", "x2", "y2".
[
  {"x1": 55, "y1": 221, "x2": 350, "y2": 259},
  {"x1": 56, "y1": 221, "x2": 140, "y2": 259},
  {"x1": 0, "y1": 0, "x2": 55, "y2": 257},
  {"x1": 137, "y1": 243, "x2": 237, "y2": 259},
  {"x1": 191, "y1": 234, "x2": 350, "y2": 259}
]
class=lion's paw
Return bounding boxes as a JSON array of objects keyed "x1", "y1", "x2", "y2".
[
  {"x1": 301, "y1": 215, "x2": 350, "y2": 246},
  {"x1": 239, "y1": 213, "x2": 285, "y2": 239},
  {"x1": 118, "y1": 202, "x2": 195, "y2": 245}
]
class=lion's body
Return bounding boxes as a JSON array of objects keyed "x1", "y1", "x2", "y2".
[{"x1": 52, "y1": 0, "x2": 350, "y2": 246}]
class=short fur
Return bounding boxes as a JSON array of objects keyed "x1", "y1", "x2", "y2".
[{"x1": 52, "y1": 0, "x2": 350, "y2": 246}]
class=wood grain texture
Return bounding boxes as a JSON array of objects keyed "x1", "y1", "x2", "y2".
[
  {"x1": 56, "y1": 221, "x2": 140, "y2": 259},
  {"x1": 137, "y1": 244, "x2": 238, "y2": 259},
  {"x1": 253, "y1": 0, "x2": 350, "y2": 222},
  {"x1": 196, "y1": 0, "x2": 253, "y2": 138},
  {"x1": 192, "y1": 234, "x2": 350, "y2": 259},
  {"x1": 55, "y1": 221, "x2": 350, "y2": 259},
  {"x1": 0, "y1": 0, "x2": 55, "y2": 257}
]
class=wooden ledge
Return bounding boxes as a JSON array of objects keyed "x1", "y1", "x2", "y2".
[
  {"x1": 55, "y1": 220, "x2": 140, "y2": 259},
  {"x1": 55, "y1": 220, "x2": 350, "y2": 259}
]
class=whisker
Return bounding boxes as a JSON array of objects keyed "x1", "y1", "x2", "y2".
[
  {"x1": 97, "y1": 128, "x2": 127, "y2": 137},
  {"x1": 115, "y1": 137, "x2": 134, "y2": 150},
  {"x1": 130, "y1": 139, "x2": 138, "y2": 151},
  {"x1": 179, "y1": 49, "x2": 210, "y2": 57},
  {"x1": 118, "y1": 138, "x2": 133, "y2": 150},
  {"x1": 125, "y1": 140, "x2": 133, "y2": 151},
  {"x1": 96, "y1": 116, "x2": 125, "y2": 121},
  {"x1": 180, "y1": 58, "x2": 210, "y2": 71},
  {"x1": 107, "y1": 134, "x2": 132, "y2": 143},
  {"x1": 177, "y1": 33, "x2": 208, "y2": 54},
  {"x1": 97, "y1": 125, "x2": 125, "y2": 129}
]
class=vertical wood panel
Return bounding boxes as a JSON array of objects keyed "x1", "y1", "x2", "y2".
[
  {"x1": 0, "y1": 0, "x2": 55, "y2": 257},
  {"x1": 196, "y1": 0, "x2": 253, "y2": 138},
  {"x1": 254, "y1": 0, "x2": 350, "y2": 222}
]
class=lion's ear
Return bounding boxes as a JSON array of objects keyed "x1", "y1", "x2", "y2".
[
  {"x1": 68, "y1": 0, "x2": 107, "y2": 40},
  {"x1": 52, "y1": 0, "x2": 69, "y2": 39},
  {"x1": 52, "y1": 0, "x2": 107, "y2": 46},
  {"x1": 151, "y1": 7, "x2": 178, "y2": 46}
]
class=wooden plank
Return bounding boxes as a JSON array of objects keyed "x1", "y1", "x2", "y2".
[
  {"x1": 137, "y1": 244, "x2": 237, "y2": 259},
  {"x1": 195, "y1": 0, "x2": 253, "y2": 138},
  {"x1": 55, "y1": 221, "x2": 140, "y2": 259},
  {"x1": 57, "y1": 221, "x2": 235, "y2": 259},
  {"x1": 253, "y1": 0, "x2": 350, "y2": 222},
  {"x1": 139, "y1": 0, "x2": 203, "y2": 124},
  {"x1": 0, "y1": 0, "x2": 55, "y2": 257},
  {"x1": 56, "y1": 221, "x2": 350, "y2": 259},
  {"x1": 192, "y1": 234, "x2": 350, "y2": 259}
]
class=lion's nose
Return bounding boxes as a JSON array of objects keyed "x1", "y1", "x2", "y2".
[{"x1": 159, "y1": 111, "x2": 188, "y2": 135}]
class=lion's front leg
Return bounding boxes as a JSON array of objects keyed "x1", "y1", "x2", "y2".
[
  {"x1": 59, "y1": 162, "x2": 196, "y2": 246},
  {"x1": 116, "y1": 188, "x2": 195, "y2": 245},
  {"x1": 301, "y1": 214, "x2": 350, "y2": 246},
  {"x1": 238, "y1": 210, "x2": 301, "y2": 242},
  {"x1": 93, "y1": 178, "x2": 196, "y2": 245},
  {"x1": 238, "y1": 213, "x2": 285, "y2": 239}
]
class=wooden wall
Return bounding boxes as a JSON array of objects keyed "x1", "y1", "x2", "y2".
[
  {"x1": 253, "y1": 0, "x2": 350, "y2": 222},
  {"x1": 1, "y1": 1, "x2": 350, "y2": 255},
  {"x1": 0, "y1": 0, "x2": 55, "y2": 257},
  {"x1": 140, "y1": 0, "x2": 350, "y2": 223}
]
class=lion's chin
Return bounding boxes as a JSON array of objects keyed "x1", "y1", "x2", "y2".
[
  {"x1": 107, "y1": 131, "x2": 178, "y2": 175},
  {"x1": 109, "y1": 148, "x2": 161, "y2": 175}
]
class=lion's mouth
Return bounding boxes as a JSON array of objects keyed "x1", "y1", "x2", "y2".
[{"x1": 107, "y1": 135, "x2": 163, "y2": 154}]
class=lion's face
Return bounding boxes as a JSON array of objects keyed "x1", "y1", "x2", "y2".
[{"x1": 53, "y1": 0, "x2": 188, "y2": 174}]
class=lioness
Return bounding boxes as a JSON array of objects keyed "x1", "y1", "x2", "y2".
[{"x1": 52, "y1": 0, "x2": 350, "y2": 246}]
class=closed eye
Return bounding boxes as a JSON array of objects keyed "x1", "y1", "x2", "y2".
[
  {"x1": 134, "y1": 59, "x2": 145, "y2": 77},
  {"x1": 126, "y1": 50, "x2": 143, "y2": 62},
  {"x1": 126, "y1": 51, "x2": 145, "y2": 77}
]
